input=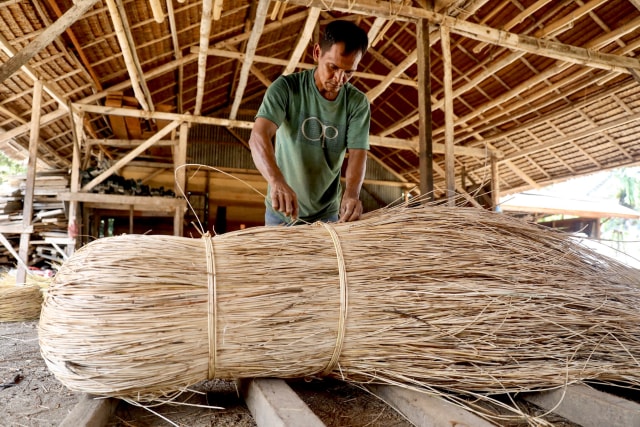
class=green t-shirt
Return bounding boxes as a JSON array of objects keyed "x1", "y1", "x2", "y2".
[{"x1": 255, "y1": 68, "x2": 371, "y2": 222}]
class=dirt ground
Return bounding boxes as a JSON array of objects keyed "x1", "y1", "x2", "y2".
[{"x1": 0, "y1": 320, "x2": 78, "y2": 427}]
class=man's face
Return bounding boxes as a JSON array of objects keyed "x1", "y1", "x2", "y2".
[{"x1": 313, "y1": 42, "x2": 362, "y2": 100}]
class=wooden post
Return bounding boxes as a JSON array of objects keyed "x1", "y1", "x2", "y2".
[
  {"x1": 67, "y1": 108, "x2": 84, "y2": 255},
  {"x1": 16, "y1": 80, "x2": 42, "y2": 284},
  {"x1": 490, "y1": 153, "x2": 500, "y2": 211},
  {"x1": 173, "y1": 121, "x2": 188, "y2": 236},
  {"x1": 441, "y1": 24, "x2": 455, "y2": 206},
  {"x1": 417, "y1": 19, "x2": 433, "y2": 201}
]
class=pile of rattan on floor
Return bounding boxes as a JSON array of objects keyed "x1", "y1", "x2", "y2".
[
  {"x1": 1, "y1": 274, "x2": 45, "y2": 322},
  {"x1": 39, "y1": 204, "x2": 640, "y2": 420}
]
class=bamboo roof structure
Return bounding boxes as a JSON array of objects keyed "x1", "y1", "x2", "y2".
[{"x1": 1, "y1": 0, "x2": 640, "y2": 208}]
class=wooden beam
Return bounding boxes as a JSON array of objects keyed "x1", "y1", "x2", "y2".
[
  {"x1": 74, "y1": 103, "x2": 254, "y2": 129},
  {"x1": 229, "y1": 0, "x2": 270, "y2": 120},
  {"x1": 68, "y1": 108, "x2": 84, "y2": 253},
  {"x1": 82, "y1": 120, "x2": 181, "y2": 191},
  {"x1": 174, "y1": 122, "x2": 188, "y2": 236},
  {"x1": 0, "y1": 0, "x2": 100, "y2": 83},
  {"x1": 42, "y1": 0, "x2": 103, "y2": 91},
  {"x1": 165, "y1": 0, "x2": 183, "y2": 113},
  {"x1": 59, "y1": 395, "x2": 118, "y2": 427},
  {"x1": 490, "y1": 153, "x2": 500, "y2": 210},
  {"x1": 194, "y1": 0, "x2": 214, "y2": 115},
  {"x1": 287, "y1": 0, "x2": 640, "y2": 73},
  {"x1": 368, "y1": 385, "x2": 494, "y2": 427},
  {"x1": 86, "y1": 138, "x2": 176, "y2": 147},
  {"x1": 523, "y1": 384, "x2": 640, "y2": 427},
  {"x1": 0, "y1": 233, "x2": 30, "y2": 271},
  {"x1": 193, "y1": 46, "x2": 417, "y2": 87},
  {"x1": 367, "y1": 49, "x2": 417, "y2": 102},
  {"x1": 240, "y1": 379, "x2": 325, "y2": 427},
  {"x1": 283, "y1": 8, "x2": 320, "y2": 75},
  {"x1": 367, "y1": 17, "x2": 386, "y2": 48},
  {"x1": 0, "y1": 33, "x2": 68, "y2": 109}
]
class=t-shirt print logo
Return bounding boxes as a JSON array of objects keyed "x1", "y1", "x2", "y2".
[{"x1": 301, "y1": 116, "x2": 339, "y2": 148}]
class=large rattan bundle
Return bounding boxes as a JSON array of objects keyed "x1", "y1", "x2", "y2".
[{"x1": 39, "y1": 204, "x2": 640, "y2": 409}]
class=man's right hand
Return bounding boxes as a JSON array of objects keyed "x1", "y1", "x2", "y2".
[{"x1": 270, "y1": 179, "x2": 298, "y2": 220}]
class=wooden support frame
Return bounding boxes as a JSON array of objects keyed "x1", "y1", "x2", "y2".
[
  {"x1": 82, "y1": 120, "x2": 181, "y2": 192},
  {"x1": 73, "y1": 103, "x2": 497, "y2": 158}
]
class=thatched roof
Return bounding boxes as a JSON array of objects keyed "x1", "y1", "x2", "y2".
[{"x1": 1, "y1": 0, "x2": 640, "y2": 208}]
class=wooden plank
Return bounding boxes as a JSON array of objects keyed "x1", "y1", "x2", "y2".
[
  {"x1": 523, "y1": 384, "x2": 640, "y2": 427},
  {"x1": 239, "y1": 379, "x2": 326, "y2": 427},
  {"x1": 368, "y1": 384, "x2": 496, "y2": 427},
  {"x1": 59, "y1": 394, "x2": 118, "y2": 427},
  {"x1": 57, "y1": 192, "x2": 186, "y2": 212},
  {"x1": 0, "y1": 0, "x2": 100, "y2": 82},
  {"x1": 105, "y1": 93, "x2": 129, "y2": 139}
]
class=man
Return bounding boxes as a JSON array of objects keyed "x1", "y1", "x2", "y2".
[{"x1": 249, "y1": 20, "x2": 370, "y2": 225}]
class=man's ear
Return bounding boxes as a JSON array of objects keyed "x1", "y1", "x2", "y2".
[{"x1": 312, "y1": 44, "x2": 321, "y2": 61}]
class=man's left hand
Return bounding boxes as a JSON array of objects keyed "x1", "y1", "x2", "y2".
[{"x1": 338, "y1": 197, "x2": 363, "y2": 222}]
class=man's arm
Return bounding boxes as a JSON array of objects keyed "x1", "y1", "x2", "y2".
[
  {"x1": 248, "y1": 117, "x2": 299, "y2": 220},
  {"x1": 339, "y1": 148, "x2": 367, "y2": 222}
]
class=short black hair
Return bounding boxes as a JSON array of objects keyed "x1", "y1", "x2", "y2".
[{"x1": 319, "y1": 20, "x2": 368, "y2": 57}]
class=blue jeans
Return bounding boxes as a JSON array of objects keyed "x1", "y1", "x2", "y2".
[{"x1": 265, "y1": 205, "x2": 338, "y2": 226}]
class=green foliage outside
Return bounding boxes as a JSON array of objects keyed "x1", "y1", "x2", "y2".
[{"x1": 0, "y1": 152, "x2": 26, "y2": 184}]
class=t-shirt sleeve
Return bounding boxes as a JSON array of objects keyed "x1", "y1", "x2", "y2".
[
  {"x1": 346, "y1": 91, "x2": 371, "y2": 150},
  {"x1": 255, "y1": 76, "x2": 289, "y2": 127}
]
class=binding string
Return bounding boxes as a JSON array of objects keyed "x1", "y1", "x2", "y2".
[
  {"x1": 319, "y1": 222, "x2": 348, "y2": 376},
  {"x1": 203, "y1": 232, "x2": 217, "y2": 379}
]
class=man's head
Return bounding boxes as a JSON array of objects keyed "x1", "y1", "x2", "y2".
[
  {"x1": 318, "y1": 20, "x2": 369, "y2": 58},
  {"x1": 313, "y1": 20, "x2": 368, "y2": 100}
]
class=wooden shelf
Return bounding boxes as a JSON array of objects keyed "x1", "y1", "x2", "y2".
[{"x1": 57, "y1": 192, "x2": 186, "y2": 214}]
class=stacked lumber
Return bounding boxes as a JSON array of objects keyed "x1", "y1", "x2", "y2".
[{"x1": 0, "y1": 171, "x2": 69, "y2": 270}]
